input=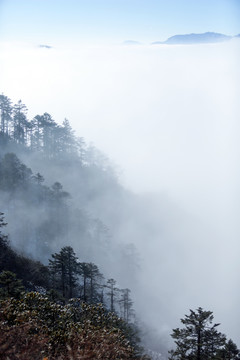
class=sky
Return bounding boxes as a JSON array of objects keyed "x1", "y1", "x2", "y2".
[
  {"x1": 0, "y1": 0, "x2": 240, "y2": 44},
  {"x1": 1, "y1": 0, "x2": 240, "y2": 352}
]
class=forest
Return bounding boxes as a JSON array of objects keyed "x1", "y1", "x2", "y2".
[{"x1": 0, "y1": 93, "x2": 239, "y2": 359}]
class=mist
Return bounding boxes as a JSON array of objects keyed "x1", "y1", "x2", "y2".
[{"x1": 1, "y1": 39, "x2": 240, "y2": 353}]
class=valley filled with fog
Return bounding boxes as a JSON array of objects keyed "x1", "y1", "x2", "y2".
[{"x1": 1, "y1": 39, "x2": 240, "y2": 353}]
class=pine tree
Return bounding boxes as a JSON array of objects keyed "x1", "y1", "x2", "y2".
[
  {"x1": 106, "y1": 278, "x2": 118, "y2": 312},
  {"x1": 0, "y1": 213, "x2": 13, "y2": 273},
  {"x1": 119, "y1": 288, "x2": 133, "y2": 323},
  {"x1": 61, "y1": 118, "x2": 77, "y2": 155},
  {"x1": 30, "y1": 114, "x2": 44, "y2": 151},
  {"x1": 169, "y1": 307, "x2": 228, "y2": 360},
  {"x1": 79, "y1": 262, "x2": 90, "y2": 302},
  {"x1": 49, "y1": 246, "x2": 79, "y2": 299},
  {"x1": 0, "y1": 94, "x2": 12, "y2": 136},
  {"x1": 0, "y1": 270, "x2": 25, "y2": 298},
  {"x1": 33, "y1": 172, "x2": 45, "y2": 186},
  {"x1": 41, "y1": 112, "x2": 56, "y2": 157},
  {"x1": 88, "y1": 263, "x2": 103, "y2": 303},
  {"x1": 220, "y1": 339, "x2": 240, "y2": 360},
  {"x1": 78, "y1": 262, "x2": 104, "y2": 303},
  {"x1": 0, "y1": 153, "x2": 32, "y2": 191},
  {"x1": 13, "y1": 100, "x2": 28, "y2": 145},
  {"x1": 0, "y1": 212, "x2": 8, "y2": 256}
]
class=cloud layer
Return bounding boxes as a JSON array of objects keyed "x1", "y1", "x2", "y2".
[{"x1": 1, "y1": 39, "x2": 240, "y2": 348}]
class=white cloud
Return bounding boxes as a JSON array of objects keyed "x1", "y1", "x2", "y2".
[{"x1": 1, "y1": 39, "x2": 240, "y2": 346}]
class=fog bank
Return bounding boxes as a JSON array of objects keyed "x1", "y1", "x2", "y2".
[{"x1": 1, "y1": 39, "x2": 240, "y2": 349}]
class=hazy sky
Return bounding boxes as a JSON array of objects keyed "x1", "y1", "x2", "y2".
[{"x1": 0, "y1": 0, "x2": 239, "y2": 44}]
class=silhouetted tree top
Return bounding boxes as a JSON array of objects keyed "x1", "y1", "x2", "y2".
[
  {"x1": 0, "y1": 93, "x2": 116, "y2": 174},
  {"x1": 169, "y1": 307, "x2": 239, "y2": 360}
]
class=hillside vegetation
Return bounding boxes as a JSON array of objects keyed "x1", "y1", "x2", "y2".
[{"x1": 0, "y1": 94, "x2": 239, "y2": 359}]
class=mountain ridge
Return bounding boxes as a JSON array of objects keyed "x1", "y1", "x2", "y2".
[{"x1": 152, "y1": 31, "x2": 235, "y2": 45}]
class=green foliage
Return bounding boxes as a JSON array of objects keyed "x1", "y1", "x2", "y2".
[
  {"x1": 0, "y1": 208, "x2": 143, "y2": 357},
  {"x1": 0, "y1": 93, "x2": 151, "y2": 357},
  {"x1": 0, "y1": 94, "x2": 82, "y2": 160},
  {"x1": 0, "y1": 212, "x2": 8, "y2": 249},
  {"x1": 119, "y1": 288, "x2": 134, "y2": 323},
  {"x1": 0, "y1": 95, "x2": 120, "y2": 265},
  {"x1": 222, "y1": 339, "x2": 240, "y2": 360},
  {"x1": 49, "y1": 246, "x2": 79, "y2": 299},
  {"x1": 0, "y1": 94, "x2": 12, "y2": 137},
  {"x1": 0, "y1": 153, "x2": 72, "y2": 258},
  {"x1": 169, "y1": 307, "x2": 239, "y2": 360},
  {"x1": 106, "y1": 277, "x2": 118, "y2": 312},
  {"x1": 0, "y1": 227, "x2": 50, "y2": 290},
  {"x1": 78, "y1": 261, "x2": 103, "y2": 303},
  {"x1": 0, "y1": 270, "x2": 25, "y2": 298},
  {"x1": 0, "y1": 153, "x2": 32, "y2": 191}
]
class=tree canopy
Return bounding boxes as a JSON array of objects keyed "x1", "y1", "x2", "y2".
[{"x1": 169, "y1": 307, "x2": 240, "y2": 360}]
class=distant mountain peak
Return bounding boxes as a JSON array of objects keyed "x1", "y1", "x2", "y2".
[
  {"x1": 122, "y1": 40, "x2": 142, "y2": 46},
  {"x1": 39, "y1": 44, "x2": 53, "y2": 49},
  {"x1": 152, "y1": 32, "x2": 232, "y2": 45}
]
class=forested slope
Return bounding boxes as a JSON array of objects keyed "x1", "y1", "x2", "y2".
[
  {"x1": 1, "y1": 94, "x2": 240, "y2": 359},
  {"x1": 0, "y1": 94, "x2": 139, "y2": 276},
  {"x1": 0, "y1": 94, "x2": 151, "y2": 358}
]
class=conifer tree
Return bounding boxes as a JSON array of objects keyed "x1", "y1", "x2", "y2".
[
  {"x1": 0, "y1": 94, "x2": 12, "y2": 136},
  {"x1": 169, "y1": 307, "x2": 237, "y2": 360},
  {"x1": 33, "y1": 172, "x2": 45, "y2": 185},
  {"x1": 0, "y1": 270, "x2": 24, "y2": 298},
  {"x1": 61, "y1": 118, "x2": 77, "y2": 155},
  {"x1": 0, "y1": 153, "x2": 32, "y2": 191},
  {"x1": 106, "y1": 278, "x2": 118, "y2": 312},
  {"x1": 119, "y1": 288, "x2": 133, "y2": 323},
  {"x1": 79, "y1": 262, "x2": 90, "y2": 302},
  {"x1": 221, "y1": 339, "x2": 240, "y2": 360},
  {"x1": 30, "y1": 114, "x2": 44, "y2": 151},
  {"x1": 49, "y1": 246, "x2": 79, "y2": 299},
  {"x1": 41, "y1": 112, "x2": 56, "y2": 157},
  {"x1": 88, "y1": 262, "x2": 103, "y2": 303},
  {"x1": 78, "y1": 262, "x2": 103, "y2": 303},
  {"x1": 13, "y1": 100, "x2": 28, "y2": 145},
  {"x1": 0, "y1": 213, "x2": 8, "y2": 263}
]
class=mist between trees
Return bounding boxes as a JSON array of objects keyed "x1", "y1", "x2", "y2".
[
  {"x1": 0, "y1": 94, "x2": 239, "y2": 359},
  {"x1": 0, "y1": 93, "x2": 154, "y2": 356},
  {"x1": 0, "y1": 218, "x2": 135, "y2": 325},
  {"x1": 0, "y1": 93, "x2": 138, "y2": 317}
]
